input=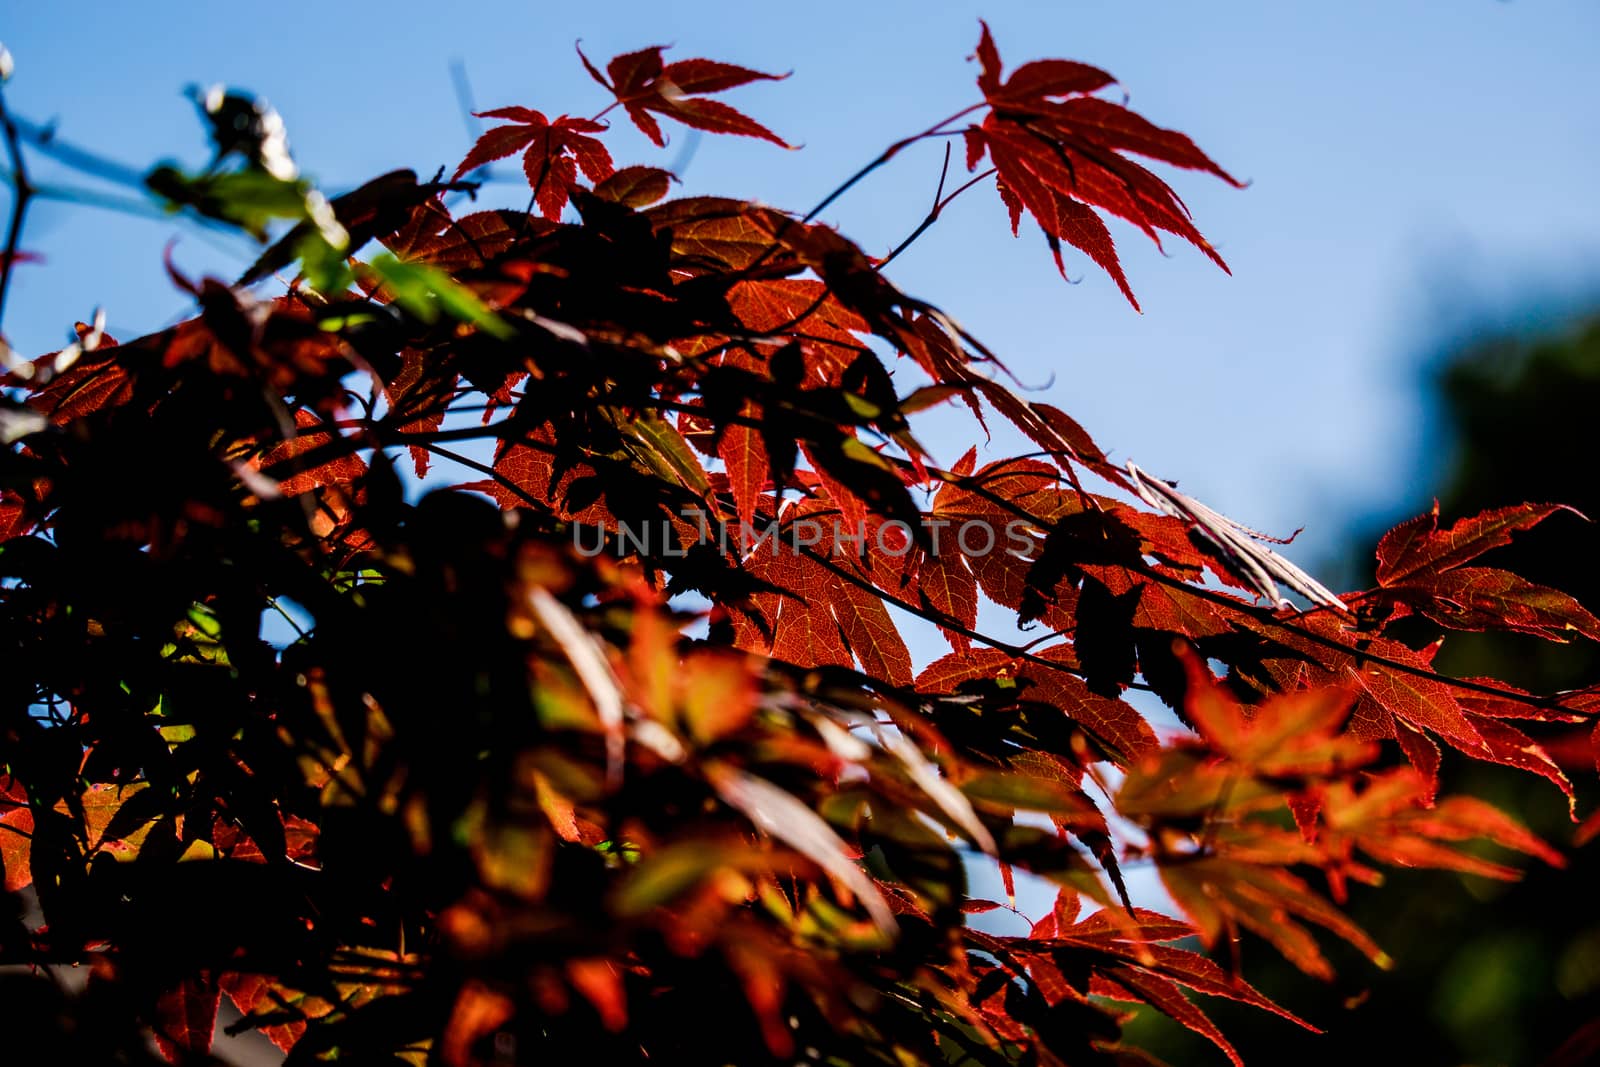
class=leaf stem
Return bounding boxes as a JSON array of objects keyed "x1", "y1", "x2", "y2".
[
  {"x1": 878, "y1": 167, "x2": 996, "y2": 269},
  {"x1": 726, "y1": 103, "x2": 988, "y2": 287},
  {"x1": 801, "y1": 103, "x2": 984, "y2": 225}
]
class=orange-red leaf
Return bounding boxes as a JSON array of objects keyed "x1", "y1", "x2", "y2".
[
  {"x1": 220, "y1": 973, "x2": 330, "y2": 1052},
  {"x1": 1181, "y1": 653, "x2": 1373, "y2": 777},
  {"x1": 567, "y1": 959, "x2": 628, "y2": 1031},
  {"x1": 1467, "y1": 714, "x2": 1574, "y2": 817},
  {"x1": 680, "y1": 649, "x2": 759, "y2": 744},
  {"x1": 1160, "y1": 856, "x2": 1390, "y2": 980},
  {"x1": 1019, "y1": 660, "x2": 1159, "y2": 765},
  {"x1": 0, "y1": 775, "x2": 31, "y2": 892},
  {"x1": 440, "y1": 979, "x2": 515, "y2": 1066},
  {"x1": 916, "y1": 648, "x2": 1017, "y2": 693},
  {"x1": 153, "y1": 976, "x2": 220, "y2": 1062}
]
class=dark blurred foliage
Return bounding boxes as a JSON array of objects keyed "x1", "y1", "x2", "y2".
[{"x1": 1127, "y1": 313, "x2": 1600, "y2": 1066}]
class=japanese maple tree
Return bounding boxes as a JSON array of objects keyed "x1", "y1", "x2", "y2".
[{"x1": 0, "y1": 22, "x2": 1595, "y2": 1066}]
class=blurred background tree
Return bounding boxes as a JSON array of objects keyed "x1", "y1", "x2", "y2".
[{"x1": 1125, "y1": 308, "x2": 1600, "y2": 1066}]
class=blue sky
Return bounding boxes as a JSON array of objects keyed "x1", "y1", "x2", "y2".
[{"x1": 6, "y1": 1, "x2": 1599, "y2": 564}]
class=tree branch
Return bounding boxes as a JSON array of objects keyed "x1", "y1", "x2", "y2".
[{"x1": 0, "y1": 83, "x2": 34, "y2": 336}]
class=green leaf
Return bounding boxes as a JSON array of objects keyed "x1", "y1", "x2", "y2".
[
  {"x1": 363, "y1": 254, "x2": 513, "y2": 338},
  {"x1": 617, "y1": 410, "x2": 712, "y2": 497},
  {"x1": 145, "y1": 165, "x2": 315, "y2": 240}
]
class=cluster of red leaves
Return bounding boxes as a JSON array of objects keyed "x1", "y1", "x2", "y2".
[{"x1": 2, "y1": 22, "x2": 1597, "y2": 1067}]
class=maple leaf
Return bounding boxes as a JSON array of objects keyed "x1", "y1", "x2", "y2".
[
  {"x1": 458, "y1": 425, "x2": 612, "y2": 524},
  {"x1": 915, "y1": 646, "x2": 1016, "y2": 694},
  {"x1": 0, "y1": 775, "x2": 32, "y2": 892},
  {"x1": 578, "y1": 43, "x2": 792, "y2": 148},
  {"x1": 386, "y1": 207, "x2": 549, "y2": 271},
  {"x1": 592, "y1": 165, "x2": 674, "y2": 208},
  {"x1": 153, "y1": 976, "x2": 221, "y2": 1061},
  {"x1": 63, "y1": 782, "x2": 162, "y2": 857},
  {"x1": 718, "y1": 422, "x2": 769, "y2": 532},
  {"x1": 1018, "y1": 660, "x2": 1160, "y2": 766},
  {"x1": 1160, "y1": 854, "x2": 1390, "y2": 981},
  {"x1": 1315, "y1": 769, "x2": 1565, "y2": 898},
  {"x1": 453, "y1": 107, "x2": 615, "y2": 220},
  {"x1": 220, "y1": 973, "x2": 327, "y2": 1052},
  {"x1": 921, "y1": 455, "x2": 1089, "y2": 633},
  {"x1": 1373, "y1": 503, "x2": 1600, "y2": 641},
  {"x1": 253, "y1": 409, "x2": 367, "y2": 498},
  {"x1": 725, "y1": 278, "x2": 871, "y2": 384},
  {"x1": 1119, "y1": 667, "x2": 1564, "y2": 979},
  {"x1": 915, "y1": 644, "x2": 1157, "y2": 766},
  {"x1": 1236, "y1": 609, "x2": 1492, "y2": 777},
  {"x1": 382, "y1": 348, "x2": 457, "y2": 477},
  {"x1": 0, "y1": 490, "x2": 30, "y2": 542},
  {"x1": 24, "y1": 334, "x2": 134, "y2": 424},
  {"x1": 1064, "y1": 907, "x2": 1316, "y2": 1067},
  {"x1": 698, "y1": 287, "x2": 866, "y2": 529},
  {"x1": 1404, "y1": 566, "x2": 1600, "y2": 641},
  {"x1": 1179, "y1": 651, "x2": 1376, "y2": 779},
  {"x1": 731, "y1": 525, "x2": 914, "y2": 687},
  {"x1": 647, "y1": 196, "x2": 796, "y2": 272},
  {"x1": 913, "y1": 546, "x2": 979, "y2": 652},
  {"x1": 1375, "y1": 501, "x2": 1583, "y2": 585},
  {"x1": 965, "y1": 21, "x2": 1240, "y2": 309}
]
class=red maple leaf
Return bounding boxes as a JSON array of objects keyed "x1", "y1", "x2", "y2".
[
  {"x1": 153, "y1": 976, "x2": 221, "y2": 1061},
  {"x1": 578, "y1": 43, "x2": 791, "y2": 148},
  {"x1": 0, "y1": 774, "x2": 31, "y2": 892},
  {"x1": 453, "y1": 107, "x2": 614, "y2": 219},
  {"x1": 964, "y1": 21, "x2": 1241, "y2": 309}
]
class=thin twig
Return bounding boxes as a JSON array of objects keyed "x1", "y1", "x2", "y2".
[
  {"x1": 802, "y1": 105, "x2": 983, "y2": 226},
  {"x1": 731, "y1": 103, "x2": 987, "y2": 286},
  {"x1": 0, "y1": 84, "x2": 34, "y2": 335},
  {"x1": 879, "y1": 167, "x2": 996, "y2": 270},
  {"x1": 10, "y1": 114, "x2": 148, "y2": 189},
  {"x1": 0, "y1": 172, "x2": 163, "y2": 218},
  {"x1": 448, "y1": 59, "x2": 484, "y2": 143},
  {"x1": 445, "y1": 59, "x2": 507, "y2": 205}
]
